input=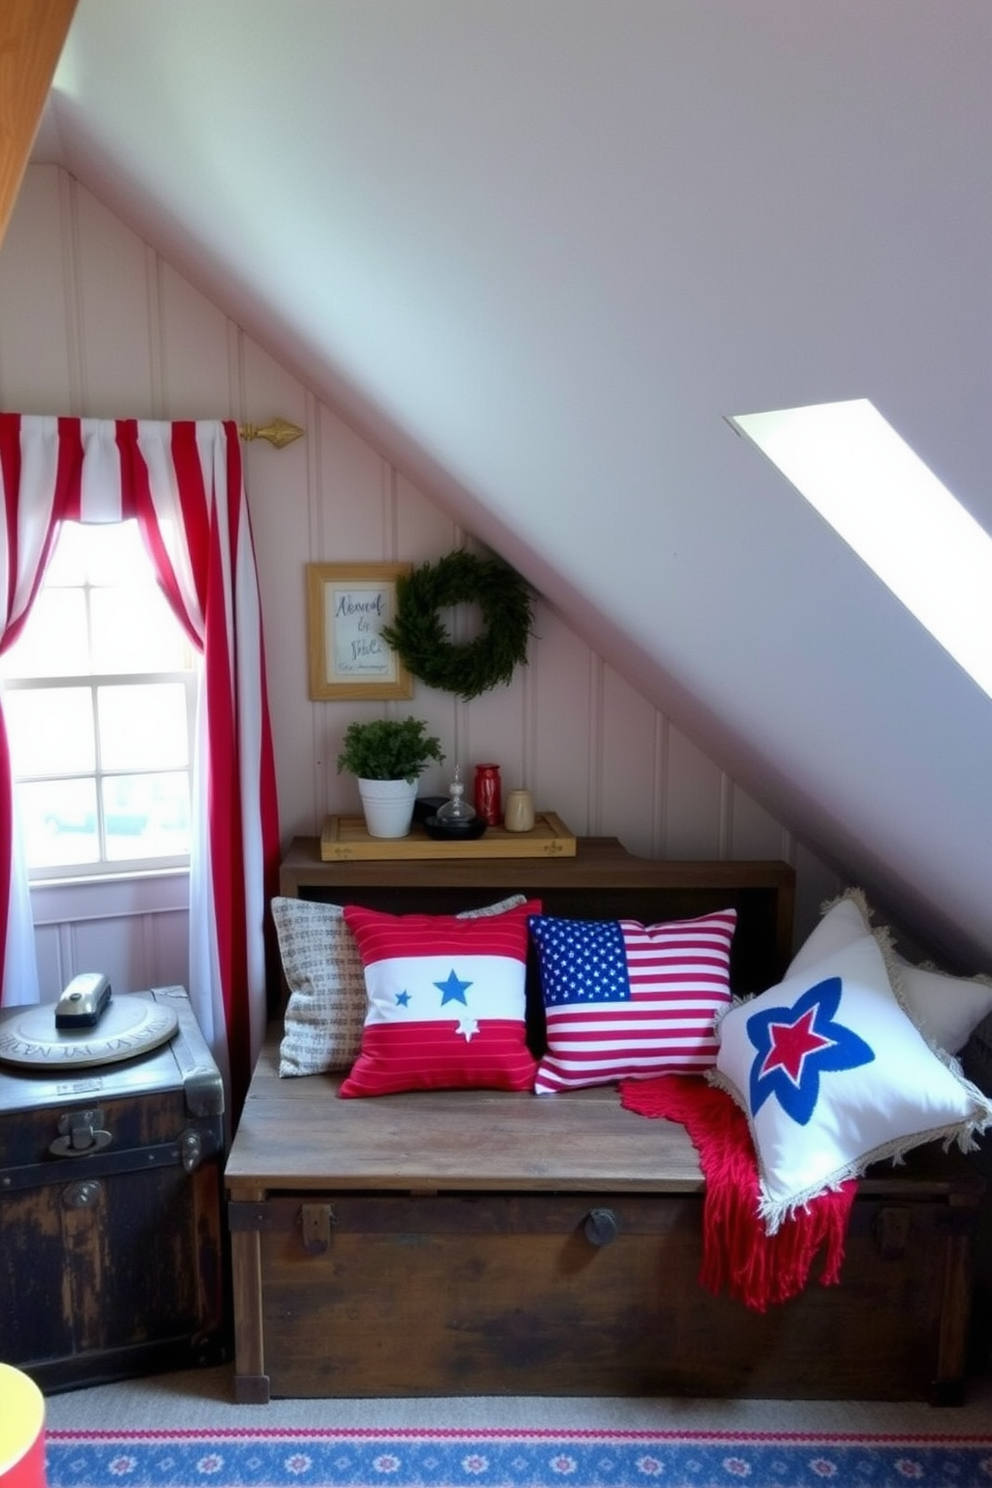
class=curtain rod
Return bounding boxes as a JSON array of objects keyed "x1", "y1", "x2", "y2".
[{"x1": 238, "y1": 417, "x2": 304, "y2": 449}]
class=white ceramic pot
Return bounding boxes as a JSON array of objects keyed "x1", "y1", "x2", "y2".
[{"x1": 357, "y1": 777, "x2": 418, "y2": 838}]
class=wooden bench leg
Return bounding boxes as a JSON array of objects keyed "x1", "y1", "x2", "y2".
[
  {"x1": 931, "y1": 1208, "x2": 974, "y2": 1406},
  {"x1": 229, "y1": 1207, "x2": 270, "y2": 1404}
]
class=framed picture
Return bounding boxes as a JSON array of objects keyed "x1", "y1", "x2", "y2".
[{"x1": 306, "y1": 562, "x2": 414, "y2": 700}]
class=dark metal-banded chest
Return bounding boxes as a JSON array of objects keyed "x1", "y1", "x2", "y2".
[{"x1": 0, "y1": 986, "x2": 226, "y2": 1393}]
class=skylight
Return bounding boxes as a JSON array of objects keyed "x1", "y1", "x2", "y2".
[{"x1": 728, "y1": 399, "x2": 992, "y2": 701}]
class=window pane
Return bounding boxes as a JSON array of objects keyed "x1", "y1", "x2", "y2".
[
  {"x1": 98, "y1": 684, "x2": 189, "y2": 770},
  {"x1": 3, "y1": 591, "x2": 89, "y2": 678},
  {"x1": 19, "y1": 778, "x2": 99, "y2": 868},
  {"x1": 82, "y1": 520, "x2": 148, "y2": 586},
  {"x1": 103, "y1": 772, "x2": 190, "y2": 860},
  {"x1": 91, "y1": 588, "x2": 188, "y2": 673},
  {"x1": 43, "y1": 522, "x2": 87, "y2": 586},
  {"x1": 1, "y1": 518, "x2": 193, "y2": 880},
  {"x1": 3, "y1": 688, "x2": 95, "y2": 775},
  {"x1": 730, "y1": 399, "x2": 992, "y2": 700}
]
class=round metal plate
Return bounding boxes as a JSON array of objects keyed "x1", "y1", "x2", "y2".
[{"x1": 0, "y1": 995, "x2": 179, "y2": 1069}]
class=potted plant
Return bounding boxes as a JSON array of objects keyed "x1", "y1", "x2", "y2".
[{"x1": 336, "y1": 717, "x2": 445, "y2": 838}]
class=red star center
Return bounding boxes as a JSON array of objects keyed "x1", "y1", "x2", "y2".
[{"x1": 760, "y1": 1006, "x2": 835, "y2": 1086}]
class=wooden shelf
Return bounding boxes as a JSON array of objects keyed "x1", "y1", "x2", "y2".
[
  {"x1": 277, "y1": 836, "x2": 796, "y2": 995},
  {"x1": 319, "y1": 811, "x2": 577, "y2": 861}
]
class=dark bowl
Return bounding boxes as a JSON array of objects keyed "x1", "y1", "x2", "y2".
[
  {"x1": 413, "y1": 795, "x2": 448, "y2": 824},
  {"x1": 423, "y1": 814, "x2": 488, "y2": 841}
]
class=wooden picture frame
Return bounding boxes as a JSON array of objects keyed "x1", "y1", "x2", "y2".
[{"x1": 306, "y1": 562, "x2": 414, "y2": 700}]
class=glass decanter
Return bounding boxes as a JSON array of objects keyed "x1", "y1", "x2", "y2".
[{"x1": 434, "y1": 764, "x2": 477, "y2": 826}]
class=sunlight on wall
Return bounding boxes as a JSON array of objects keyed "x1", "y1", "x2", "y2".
[{"x1": 729, "y1": 399, "x2": 992, "y2": 701}]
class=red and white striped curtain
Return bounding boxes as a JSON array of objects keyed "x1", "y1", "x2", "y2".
[{"x1": 0, "y1": 414, "x2": 281, "y2": 1113}]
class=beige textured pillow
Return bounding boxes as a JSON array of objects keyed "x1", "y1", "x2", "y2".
[
  {"x1": 792, "y1": 889, "x2": 992, "y2": 1055},
  {"x1": 274, "y1": 894, "x2": 527, "y2": 1077}
]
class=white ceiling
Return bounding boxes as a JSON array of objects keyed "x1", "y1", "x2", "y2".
[{"x1": 32, "y1": 0, "x2": 992, "y2": 966}]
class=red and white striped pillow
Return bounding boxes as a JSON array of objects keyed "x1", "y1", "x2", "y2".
[
  {"x1": 528, "y1": 909, "x2": 737, "y2": 1094},
  {"x1": 339, "y1": 900, "x2": 542, "y2": 1097}
]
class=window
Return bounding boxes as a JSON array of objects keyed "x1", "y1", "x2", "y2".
[
  {"x1": 1, "y1": 520, "x2": 196, "y2": 879},
  {"x1": 728, "y1": 399, "x2": 992, "y2": 701}
]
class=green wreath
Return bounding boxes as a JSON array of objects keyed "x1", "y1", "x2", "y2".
[{"x1": 381, "y1": 550, "x2": 533, "y2": 701}]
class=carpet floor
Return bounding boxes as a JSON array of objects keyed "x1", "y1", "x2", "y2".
[{"x1": 42, "y1": 1361, "x2": 992, "y2": 1433}]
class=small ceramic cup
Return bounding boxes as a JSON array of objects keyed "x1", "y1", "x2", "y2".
[{"x1": 503, "y1": 788, "x2": 535, "y2": 832}]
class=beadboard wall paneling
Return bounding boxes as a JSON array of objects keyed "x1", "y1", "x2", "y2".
[
  {"x1": 730, "y1": 784, "x2": 793, "y2": 864},
  {"x1": 0, "y1": 164, "x2": 843, "y2": 1004},
  {"x1": 0, "y1": 164, "x2": 73, "y2": 410},
  {"x1": 599, "y1": 664, "x2": 665, "y2": 857},
  {"x1": 529, "y1": 606, "x2": 596, "y2": 836},
  {"x1": 665, "y1": 725, "x2": 726, "y2": 860},
  {"x1": 30, "y1": 875, "x2": 189, "y2": 1006},
  {"x1": 73, "y1": 181, "x2": 158, "y2": 415},
  {"x1": 159, "y1": 260, "x2": 237, "y2": 417}
]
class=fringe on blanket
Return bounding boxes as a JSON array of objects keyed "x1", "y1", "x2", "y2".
[{"x1": 619, "y1": 1074, "x2": 856, "y2": 1312}]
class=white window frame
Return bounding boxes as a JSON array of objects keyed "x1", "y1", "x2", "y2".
[{"x1": 1, "y1": 522, "x2": 198, "y2": 884}]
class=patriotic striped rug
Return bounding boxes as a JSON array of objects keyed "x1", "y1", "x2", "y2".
[{"x1": 45, "y1": 1426, "x2": 992, "y2": 1488}]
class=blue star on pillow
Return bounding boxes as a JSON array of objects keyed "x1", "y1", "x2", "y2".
[{"x1": 747, "y1": 976, "x2": 874, "y2": 1125}]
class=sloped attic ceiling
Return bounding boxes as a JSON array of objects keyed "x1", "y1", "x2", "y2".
[{"x1": 28, "y1": 0, "x2": 992, "y2": 968}]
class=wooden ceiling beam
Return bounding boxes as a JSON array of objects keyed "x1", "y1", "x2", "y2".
[{"x1": 0, "y1": 0, "x2": 77, "y2": 247}]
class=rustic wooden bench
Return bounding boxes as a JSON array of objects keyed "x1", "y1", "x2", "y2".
[{"x1": 225, "y1": 837, "x2": 985, "y2": 1404}]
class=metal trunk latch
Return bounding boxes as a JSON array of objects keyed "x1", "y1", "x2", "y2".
[
  {"x1": 300, "y1": 1204, "x2": 334, "y2": 1254},
  {"x1": 49, "y1": 1108, "x2": 112, "y2": 1158}
]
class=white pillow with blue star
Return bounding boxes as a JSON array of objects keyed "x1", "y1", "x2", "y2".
[{"x1": 711, "y1": 930, "x2": 992, "y2": 1234}]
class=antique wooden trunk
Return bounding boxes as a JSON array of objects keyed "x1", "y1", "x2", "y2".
[
  {"x1": 0, "y1": 986, "x2": 226, "y2": 1393},
  {"x1": 227, "y1": 1036, "x2": 985, "y2": 1404},
  {"x1": 227, "y1": 840, "x2": 985, "y2": 1405}
]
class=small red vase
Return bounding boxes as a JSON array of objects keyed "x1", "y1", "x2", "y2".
[{"x1": 473, "y1": 763, "x2": 502, "y2": 826}]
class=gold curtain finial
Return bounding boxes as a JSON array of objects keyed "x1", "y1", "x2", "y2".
[{"x1": 239, "y1": 417, "x2": 304, "y2": 449}]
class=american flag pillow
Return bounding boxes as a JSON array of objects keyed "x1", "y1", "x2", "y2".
[
  {"x1": 529, "y1": 909, "x2": 737, "y2": 1094},
  {"x1": 339, "y1": 900, "x2": 542, "y2": 1097}
]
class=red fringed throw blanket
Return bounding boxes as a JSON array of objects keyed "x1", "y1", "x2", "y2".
[{"x1": 620, "y1": 1075, "x2": 857, "y2": 1311}]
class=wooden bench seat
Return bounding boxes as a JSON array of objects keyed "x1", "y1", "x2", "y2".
[{"x1": 225, "y1": 838, "x2": 985, "y2": 1404}]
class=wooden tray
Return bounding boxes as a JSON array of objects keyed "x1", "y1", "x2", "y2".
[{"x1": 320, "y1": 812, "x2": 577, "y2": 861}]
